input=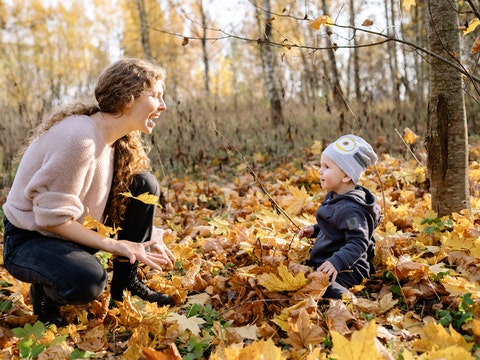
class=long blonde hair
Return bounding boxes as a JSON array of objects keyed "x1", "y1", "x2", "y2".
[{"x1": 25, "y1": 58, "x2": 167, "y2": 228}]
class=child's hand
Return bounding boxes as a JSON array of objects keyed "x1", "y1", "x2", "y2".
[
  {"x1": 318, "y1": 261, "x2": 338, "y2": 282},
  {"x1": 298, "y1": 225, "x2": 314, "y2": 239}
]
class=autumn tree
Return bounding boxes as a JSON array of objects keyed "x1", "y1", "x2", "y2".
[
  {"x1": 425, "y1": 0, "x2": 470, "y2": 216},
  {"x1": 0, "y1": 0, "x2": 111, "y2": 174},
  {"x1": 255, "y1": 0, "x2": 284, "y2": 126}
]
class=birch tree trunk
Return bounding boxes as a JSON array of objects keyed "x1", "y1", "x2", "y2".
[
  {"x1": 136, "y1": 0, "x2": 151, "y2": 59},
  {"x1": 259, "y1": 0, "x2": 283, "y2": 126},
  {"x1": 349, "y1": 0, "x2": 361, "y2": 101},
  {"x1": 426, "y1": 0, "x2": 470, "y2": 216},
  {"x1": 197, "y1": 0, "x2": 210, "y2": 95},
  {"x1": 321, "y1": 0, "x2": 346, "y2": 111}
]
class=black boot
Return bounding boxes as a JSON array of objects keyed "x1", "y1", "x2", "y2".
[
  {"x1": 110, "y1": 259, "x2": 174, "y2": 307},
  {"x1": 29, "y1": 284, "x2": 66, "y2": 327}
]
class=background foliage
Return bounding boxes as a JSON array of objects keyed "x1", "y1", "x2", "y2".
[{"x1": 2, "y1": 0, "x2": 480, "y2": 359}]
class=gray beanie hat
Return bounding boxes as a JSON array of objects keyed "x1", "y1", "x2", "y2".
[{"x1": 322, "y1": 134, "x2": 377, "y2": 184}]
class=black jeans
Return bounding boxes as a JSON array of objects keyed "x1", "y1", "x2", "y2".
[{"x1": 3, "y1": 172, "x2": 159, "y2": 305}]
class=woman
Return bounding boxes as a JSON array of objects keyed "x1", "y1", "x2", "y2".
[{"x1": 2, "y1": 58, "x2": 176, "y2": 327}]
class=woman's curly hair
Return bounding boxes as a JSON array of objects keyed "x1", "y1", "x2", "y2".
[
  {"x1": 95, "y1": 58, "x2": 166, "y2": 228},
  {"x1": 23, "y1": 58, "x2": 166, "y2": 229}
]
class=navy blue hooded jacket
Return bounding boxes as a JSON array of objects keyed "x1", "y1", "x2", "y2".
[{"x1": 306, "y1": 185, "x2": 382, "y2": 278}]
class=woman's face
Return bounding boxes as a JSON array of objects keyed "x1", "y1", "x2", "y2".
[{"x1": 126, "y1": 80, "x2": 167, "y2": 134}]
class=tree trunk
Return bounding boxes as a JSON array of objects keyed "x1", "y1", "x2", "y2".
[
  {"x1": 386, "y1": 0, "x2": 401, "y2": 107},
  {"x1": 136, "y1": 0, "x2": 151, "y2": 59},
  {"x1": 426, "y1": 0, "x2": 470, "y2": 216},
  {"x1": 259, "y1": 0, "x2": 283, "y2": 126},
  {"x1": 197, "y1": 0, "x2": 210, "y2": 95},
  {"x1": 321, "y1": 0, "x2": 346, "y2": 112},
  {"x1": 349, "y1": 0, "x2": 361, "y2": 101}
]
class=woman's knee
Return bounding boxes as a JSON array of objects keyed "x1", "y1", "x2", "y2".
[
  {"x1": 131, "y1": 172, "x2": 159, "y2": 196},
  {"x1": 62, "y1": 266, "x2": 107, "y2": 304}
]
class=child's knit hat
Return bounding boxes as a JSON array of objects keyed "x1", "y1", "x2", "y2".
[{"x1": 322, "y1": 134, "x2": 377, "y2": 184}]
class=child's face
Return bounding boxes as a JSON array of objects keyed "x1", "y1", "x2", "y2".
[{"x1": 318, "y1": 155, "x2": 353, "y2": 193}]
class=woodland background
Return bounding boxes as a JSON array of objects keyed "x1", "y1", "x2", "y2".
[{"x1": 2, "y1": 0, "x2": 480, "y2": 359}]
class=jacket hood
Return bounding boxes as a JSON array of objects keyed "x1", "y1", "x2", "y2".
[{"x1": 327, "y1": 185, "x2": 382, "y2": 226}]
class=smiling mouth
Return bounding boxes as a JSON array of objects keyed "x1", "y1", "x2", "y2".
[{"x1": 149, "y1": 113, "x2": 161, "y2": 120}]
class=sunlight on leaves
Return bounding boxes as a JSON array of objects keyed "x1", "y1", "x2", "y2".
[
  {"x1": 403, "y1": 127, "x2": 419, "y2": 145},
  {"x1": 463, "y1": 19, "x2": 480, "y2": 36},
  {"x1": 411, "y1": 321, "x2": 474, "y2": 355},
  {"x1": 308, "y1": 15, "x2": 334, "y2": 30},
  {"x1": 166, "y1": 313, "x2": 206, "y2": 336},
  {"x1": 257, "y1": 263, "x2": 308, "y2": 292},
  {"x1": 330, "y1": 320, "x2": 382, "y2": 360},
  {"x1": 82, "y1": 212, "x2": 119, "y2": 237},
  {"x1": 210, "y1": 338, "x2": 285, "y2": 360},
  {"x1": 402, "y1": 0, "x2": 416, "y2": 11},
  {"x1": 121, "y1": 191, "x2": 160, "y2": 206}
]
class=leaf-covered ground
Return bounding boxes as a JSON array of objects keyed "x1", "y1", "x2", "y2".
[{"x1": 1, "y1": 138, "x2": 480, "y2": 359}]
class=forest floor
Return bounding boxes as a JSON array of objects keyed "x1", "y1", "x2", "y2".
[{"x1": 1, "y1": 137, "x2": 480, "y2": 359}]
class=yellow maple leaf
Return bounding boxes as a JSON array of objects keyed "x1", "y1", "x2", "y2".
[
  {"x1": 308, "y1": 15, "x2": 334, "y2": 30},
  {"x1": 440, "y1": 275, "x2": 480, "y2": 297},
  {"x1": 463, "y1": 19, "x2": 480, "y2": 36},
  {"x1": 210, "y1": 338, "x2": 285, "y2": 360},
  {"x1": 330, "y1": 320, "x2": 383, "y2": 360},
  {"x1": 209, "y1": 217, "x2": 230, "y2": 235},
  {"x1": 402, "y1": 0, "x2": 416, "y2": 11},
  {"x1": 420, "y1": 346, "x2": 476, "y2": 360},
  {"x1": 166, "y1": 313, "x2": 206, "y2": 336},
  {"x1": 82, "y1": 212, "x2": 119, "y2": 237},
  {"x1": 257, "y1": 263, "x2": 308, "y2": 292},
  {"x1": 121, "y1": 191, "x2": 160, "y2": 206},
  {"x1": 411, "y1": 321, "x2": 474, "y2": 354}
]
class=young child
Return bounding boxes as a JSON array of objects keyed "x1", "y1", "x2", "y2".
[{"x1": 298, "y1": 134, "x2": 382, "y2": 299}]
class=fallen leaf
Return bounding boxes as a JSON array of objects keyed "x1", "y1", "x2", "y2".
[{"x1": 257, "y1": 263, "x2": 308, "y2": 292}]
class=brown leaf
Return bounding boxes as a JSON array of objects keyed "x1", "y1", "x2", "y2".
[
  {"x1": 325, "y1": 300, "x2": 356, "y2": 335},
  {"x1": 392, "y1": 256, "x2": 429, "y2": 281},
  {"x1": 142, "y1": 343, "x2": 182, "y2": 360},
  {"x1": 285, "y1": 308, "x2": 326, "y2": 349},
  {"x1": 362, "y1": 19, "x2": 374, "y2": 26}
]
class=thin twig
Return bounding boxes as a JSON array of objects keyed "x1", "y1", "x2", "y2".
[
  {"x1": 394, "y1": 128, "x2": 425, "y2": 171},
  {"x1": 212, "y1": 122, "x2": 301, "y2": 231}
]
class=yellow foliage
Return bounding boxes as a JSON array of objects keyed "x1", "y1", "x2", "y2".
[
  {"x1": 403, "y1": 127, "x2": 419, "y2": 144},
  {"x1": 82, "y1": 212, "x2": 119, "y2": 237},
  {"x1": 121, "y1": 191, "x2": 160, "y2": 206},
  {"x1": 463, "y1": 19, "x2": 480, "y2": 36},
  {"x1": 411, "y1": 321, "x2": 474, "y2": 354},
  {"x1": 330, "y1": 321, "x2": 383, "y2": 360},
  {"x1": 308, "y1": 15, "x2": 334, "y2": 30},
  {"x1": 402, "y1": 0, "x2": 416, "y2": 11},
  {"x1": 257, "y1": 263, "x2": 309, "y2": 292},
  {"x1": 210, "y1": 338, "x2": 285, "y2": 360}
]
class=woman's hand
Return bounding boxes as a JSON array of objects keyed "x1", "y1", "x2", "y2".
[
  {"x1": 149, "y1": 227, "x2": 176, "y2": 269},
  {"x1": 117, "y1": 227, "x2": 175, "y2": 271},
  {"x1": 42, "y1": 220, "x2": 176, "y2": 272},
  {"x1": 114, "y1": 238, "x2": 173, "y2": 272},
  {"x1": 298, "y1": 225, "x2": 314, "y2": 239}
]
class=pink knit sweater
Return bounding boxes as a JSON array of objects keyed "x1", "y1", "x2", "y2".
[{"x1": 3, "y1": 115, "x2": 114, "y2": 234}]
